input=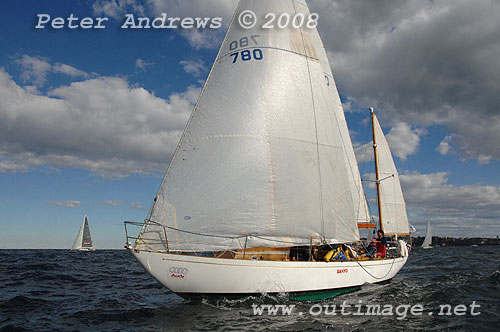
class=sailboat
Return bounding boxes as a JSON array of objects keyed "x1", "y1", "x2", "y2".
[
  {"x1": 422, "y1": 219, "x2": 432, "y2": 249},
  {"x1": 125, "y1": 0, "x2": 410, "y2": 300},
  {"x1": 72, "y1": 215, "x2": 96, "y2": 251}
]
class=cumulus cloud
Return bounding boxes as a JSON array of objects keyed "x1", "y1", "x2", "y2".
[
  {"x1": 0, "y1": 158, "x2": 30, "y2": 173},
  {"x1": 181, "y1": 28, "x2": 226, "y2": 50},
  {"x1": 135, "y1": 58, "x2": 153, "y2": 71},
  {"x1": 102, "y1": 200, "x2": 125, "y2": 207},
  {"x1": 15, "y1": 55, "x2": 89, "y2": 87},
  {"x1": 48, "y1": 200, "x2": 81, "y2": 208},
  {"x1": 354, "y1": 141, "x2": 373, "y2": 164},
  {"x1": 99, "y1": 200, "x2": 146, "y2": 209},
  {"x1": 436, "y1": 136, "x2": 451, "y2": 156},
  {"x1": 357, "y1": 170, "x2": 500, "y2": 236},
  {"x1": 128, "y1": 202, "x2": 146, "y2": 209},
  {"x1": 399, "y1": 171, "x2": 500, "y2": 235},
  {"x1": 309, "y1": 0, "x2": 500, "y2": 163},
  {"x1": 15, "y1": 55, "x2": 52, "y2": 86},
  {"x1": 92, "y1": 0, "x2": 236, "y2": 49},
  {"x1": 93, "y1": 0, "x2": 147, "y2": 18},
  {"x1": 402, "y1": 171, "x2": 500, "y2": 219},
  {"x1": 52, "y1": 63, "x2": 90, "y2": 78},
  {"x1": 385, "y1": 123, "x2": 425, "y2": 161},
  {"x1": 353, "y1": 122, "x2": 423, "y2": 163},
  {"x1": 179, "y1": 59, "x2": 207, "y2": 77},
  {"x1": 0, "y1": 67, "x2": 199, "y2": 178}
]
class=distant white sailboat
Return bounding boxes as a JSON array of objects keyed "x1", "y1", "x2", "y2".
[
  {"x1": 125, "y1": 0, "x2": 410, "y2": 300},
  {"x1": 72, "y1": 215, "x2": 96, "y2": 251},
  {"x1": 422, "y1": 219, "x2": 432, "y2": 249}
]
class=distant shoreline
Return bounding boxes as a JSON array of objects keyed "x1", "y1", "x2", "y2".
[{"x1": 411, "y1": 236, "x2": 500, "y2": 247}]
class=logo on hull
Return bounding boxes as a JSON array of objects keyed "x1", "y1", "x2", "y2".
[{"x1": 169, "y1": 266, "x2": 188, "y2": 279}]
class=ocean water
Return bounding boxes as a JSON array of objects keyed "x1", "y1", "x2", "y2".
[{"x1": 1, "y1": 246, "x2": 499, "y2": 332}]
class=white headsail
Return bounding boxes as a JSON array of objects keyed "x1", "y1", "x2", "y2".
[
  {"x1": 138, "y1": 0, "x2": 366, "y2": 252},
  {"x1": 422, "y1": 219, "x2": 432, "y2": 248},
  {"x1": 372, "y1": 114, "x2": 410, "y2": 235},
  {"x1": 72, "y1": 215, "x2": 94, "y2": 250}
]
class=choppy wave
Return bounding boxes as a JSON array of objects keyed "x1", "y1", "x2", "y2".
[{"x1": 0, "y1": 247, "x2": 499, "y2": 331}]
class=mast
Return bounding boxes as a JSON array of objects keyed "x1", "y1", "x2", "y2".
[
  {"x1": 370, "y1": 110, "x2": 410, "y2": 236},
  {"x1": 370, "y1": 107, "x2": 383, "y2": 232}
]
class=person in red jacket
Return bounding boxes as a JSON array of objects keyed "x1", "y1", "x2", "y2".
[{"x1": 375, "y1": 230, "x2": 388, "y2": 258}]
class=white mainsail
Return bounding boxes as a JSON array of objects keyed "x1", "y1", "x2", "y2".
[
  {"x1": 72, "y1": 215, "x2": 95, "y2": 250},
  {"x1": 138, "y1": 0, "x2": 366, "y2": 252},
  {"x1": 372, "y1": 113, "x2": 410, "y2": 235},
  {"x1": 422, "y1": 219, "x2": 432, "y2": 248}
]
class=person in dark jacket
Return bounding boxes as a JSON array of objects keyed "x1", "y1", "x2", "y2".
[{"x1": 367, "y1": 230, "x2": 388, "y2": 257}]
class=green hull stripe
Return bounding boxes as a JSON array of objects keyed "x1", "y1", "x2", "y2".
[{"x1": 288, "y1": 286, "x2": 361, "y2": 301}]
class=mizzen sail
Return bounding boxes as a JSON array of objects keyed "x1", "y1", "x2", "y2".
[{"x1": 372, "y1": 113, "x2": 410, "y2": 235}]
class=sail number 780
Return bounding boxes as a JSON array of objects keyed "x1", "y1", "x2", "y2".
[{"x1": 230, "y1": 49, "x2": 263, "y2": 63}]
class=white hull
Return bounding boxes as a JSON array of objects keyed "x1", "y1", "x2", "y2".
[{"x1": 129, "y1": 243, "x2": 408, "y2": 299}]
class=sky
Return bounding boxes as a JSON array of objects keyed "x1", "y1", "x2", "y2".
[{"x1": 1, "y1": 0, "x2": 499, "y2": 249}]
